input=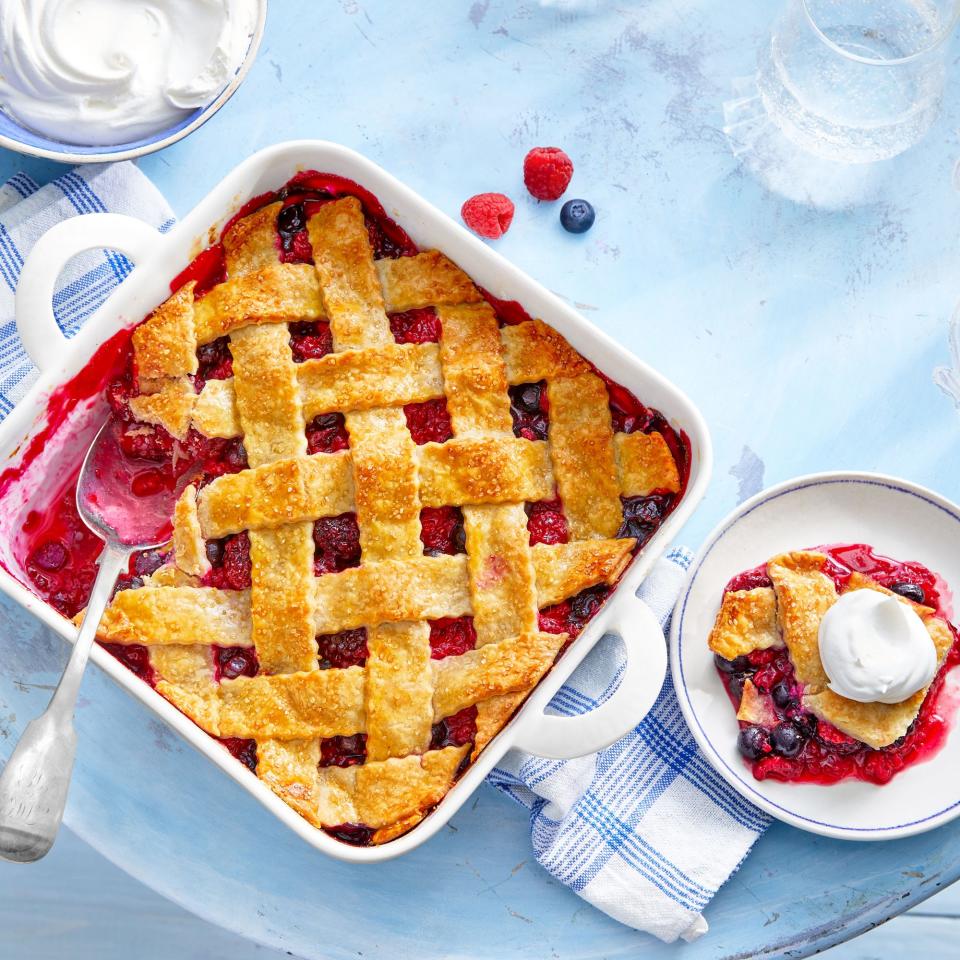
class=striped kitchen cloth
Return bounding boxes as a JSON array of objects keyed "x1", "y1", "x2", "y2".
[
  {"x1": 0, "y1": 162, "x2": 173, "y2": 420},
  {"x1": 0, "y1": 164, "x2": 768, "y2": 943},
  {"x1": 490, "y1": 547, "x2": 771, "y2": 942}
]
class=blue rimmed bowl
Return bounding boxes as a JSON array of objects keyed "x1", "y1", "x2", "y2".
[
  {"x1": 0, "y1": 0, "x2": 268, "y2": 164},
  {"x1": 670, "y1": 471, "x2": 960, "y2": 841}
]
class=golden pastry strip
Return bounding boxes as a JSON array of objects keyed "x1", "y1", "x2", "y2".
[
  {"x1": 298, "y1": 342, "x2": 444, "y2": 418},
  {"x1": 707, "y1": 587, "x2": 782, "y2": 662},
  {"x1": 97, "y1": 542, "x2": 638, "y2": 648},
  {"x1": 501, "y1": 318, "x2": 591, "y2": 384},
  {"x1": 376, "y1": 250, "x2": 484, "y2": 313},
  {"x1": 316, "y1": 208, "x2": 438, "y2": 768},
  {"x1": 159, "y1": 630, "x2": 566, "y2": 741},
  {"x1": 547, "y1": 372, "x2": 623, "y2": 540}
]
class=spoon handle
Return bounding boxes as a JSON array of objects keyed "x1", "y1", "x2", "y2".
[
  {"x1": 0, "y1": 541, "x2": 130, "y2": 863},
  {"x1": 51, "y1": 542, "x2": 131, "y2": 713}
]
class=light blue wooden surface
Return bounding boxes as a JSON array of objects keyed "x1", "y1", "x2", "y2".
[
  {"x1": 3, "y1": 826, "x2": 959, "y2": 959},
  {"x1": 2, "y1": 1, "x2": 960, "y2": 957}
]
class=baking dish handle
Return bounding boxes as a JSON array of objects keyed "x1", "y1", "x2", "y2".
[
  {"x1": 511, "y1": 591, "x2": 667, "y2": 760},
  {"x1": 15, "y1": 213, "x2": 161, "y2": 373}
]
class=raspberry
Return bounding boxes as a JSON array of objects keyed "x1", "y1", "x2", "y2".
[
  {"x1": 523, "y1": 147, "x2": 574, "y2": 201},
  {"x1": 461, "y1": 193, "x2": 515, "y2": 239}
]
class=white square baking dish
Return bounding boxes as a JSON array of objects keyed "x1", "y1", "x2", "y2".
[{"x1": 0, "y1": 141, "x2": 712, "y2": 861}]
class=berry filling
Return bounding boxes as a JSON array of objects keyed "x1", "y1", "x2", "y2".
[
  {"x1": 214, "y1": 645, "x2": 259, "y2": 682},
  {"x1": 194, "y1": 337, "x2": 233, "y2": 390},
  {"x1": 101, "y1": 643, "x2": 156, "y2": 687},
  {"x1": 313, "y1": 514, "x2": 361, "y2": 576},
  {"x1": 320, "y1": 733, "x2": 367, "y2": 768},
  {"x1": 479, "y1": 289, "x2": 532, "y2": 327},
  {"x1": 289, "y1": 320, "x2": 333, "y2": 362},
  {"x1": 419, "y1": 506, "x2": 466, "y2": 556},
  {"x1": 317, "y1": 628, "x2": 369, "y2": 669},
  {"x1": 509, "y1": 382, "x2": 548, "y2": 441},
  {"x1": 403, "y1": 398, "x2": 453, "y2": 445},
  {"x1": 203, "y1": 533, "x2": 252, "y2": 591},
  {"x1": 305, "y1": 412, "x2": 350, "y2": 455},
  {"x1": 617, "y1": 493, "x2": 675, "y2": 547},
  {"x1": 322, "y1": 823, "x2": 375, "y2": 846},
  {"x1": 717, "y1": 544, "x2": 960, "y2": 786},
  {"x1": 430, "y1": 706, "x2": 478, "y2": 749},
  {"x1": 277, "y1": 202, "x2": 314, "y2": 264},
  {"x1": 21, "y1": 482, "x2": 104, "y2": 619},
  {"x1": 171, "y1": 243, "x2": 226, "y2": 298},
  {"x1": 429, "y1": 617, "x2": 477, "y2": 659},
  {"x1": 538, "y1": 585, "x2": 612, "y2": 643},
  {"x1": 389, "y1": 308, "x2": 441, "y2": 345},
  {"x1": 525, "y1": 498, "x2": 568, "y2": 546},
  {"x1": 219, "y1": 737, "x2": 258, "y2": 773}
]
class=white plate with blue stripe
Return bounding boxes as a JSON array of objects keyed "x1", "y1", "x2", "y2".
[{"x1": 670, "y1": 471, "x2": 960, "y2": 840}]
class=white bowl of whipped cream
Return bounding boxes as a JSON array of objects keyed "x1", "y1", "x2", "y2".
[{"x1": 0, "y1": 0, "x2": 267, "y2": 162}]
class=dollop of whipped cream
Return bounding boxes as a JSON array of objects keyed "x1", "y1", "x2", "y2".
[
  {"x1": 0, "y1": 0, "x2": 258, "y2": 146},
  {"x1": 818, "y1": 590, "x2": 937, "y2": 704}
]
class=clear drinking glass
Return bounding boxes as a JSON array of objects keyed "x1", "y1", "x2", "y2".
[
  {"x1": 724, "y1": 0, "x2": 960, "y2": 205},
  {"x1": 758, "y1": 0, "x2": 960, "y2": 163}
]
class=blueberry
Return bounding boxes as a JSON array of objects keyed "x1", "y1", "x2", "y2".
[
  {"x1": 112, "y1": 576, "x2": 144, "y2": 596},
  {"x1": 133, "y1": 547, "x2": 167, "y2": 577},
  {"x1": 560, "y1": 199, "x2": 595, "y2": 234},
  {"x1": 569, "y1": 586, "x2": 606, "y2": 625},
  {"x1": 715, "y1": 653, "x2": 753, "y2": 675},
  {"x1": 277, "y1": 203, "x2": 305, "y2": 237},
  {"x1": 891, "y1": 581, "x2": 926, "y2": 604},
  {"x1": 737, "y1": 725, "x2": 769, "y2": 761},
  {"x1": 205, "y1": 539, "x2": 226, "y2": 567},
  {"x1": 622, "y1": 496, "x2": 663, "y2": 523},
  {"x1": 772, "y1": 681, "x2": 794, "y2": 709},
  {"x1": 619, "y1": 517, "x2": 653, "y2": 541},
  {"x1": 518, "y1": 384, "x2": 542, "y2": 412},
  {"x1": 793, "y1": 712, "x2": 818, "y2": 738},
  {"x1": 771, "y1": 722, "x2": 803, "y2": 757},
  {"x1": 714, "y1": 653, "x2": 736, "y2": 673}
]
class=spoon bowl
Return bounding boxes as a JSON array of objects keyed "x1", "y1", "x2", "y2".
[
  {"x1": 76, "y1": 418, "x2": 187, "y2": 547},
  {"x1": 0, "y1": 417, "x2": 193, "y2": 862}
]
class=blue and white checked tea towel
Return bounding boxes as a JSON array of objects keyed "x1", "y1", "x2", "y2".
[
  {"x1": 490, "y1": 548, "x2": 770, "y2": 942},
  {"x1": 0, "y1": 164, "x2": 768, "y2": 944},
  {"x1": 0, "y1": 162, "x2": 173, "y2": 417}
]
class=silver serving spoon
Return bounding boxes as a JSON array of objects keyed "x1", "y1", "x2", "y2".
[{"x1": 0, "y1": 418, "x2": 191, "y2": 862}]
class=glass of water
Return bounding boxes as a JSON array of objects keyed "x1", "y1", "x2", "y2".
[
  {"x1": 725, "y1": 0, "x2": 960, "y2": 205},
  {"x1": 759, "y1": 0, "x2": 960, "y2": 163}
]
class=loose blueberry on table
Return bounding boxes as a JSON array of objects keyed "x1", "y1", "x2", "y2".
[
  {"x1": 708, "y1": 544, "x2": 960, "y2": 785},
  {"x1": 560, "y1": 199, "x2": 596, "y2": 234},
  {"x1": 5, "y1": 171, "x2": 691, "y2": 846}
]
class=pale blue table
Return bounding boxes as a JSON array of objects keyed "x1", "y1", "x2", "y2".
[{"x1": 2, "y1": 2, "x2": 960, "y2": 958}]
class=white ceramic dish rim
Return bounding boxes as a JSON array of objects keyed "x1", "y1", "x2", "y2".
[
  {"x1": 0, "y1": 0, "x2": 268, "y2": 164},
  {"x1": 670, "y1": 470, "x2": 960, "y2": 841},
  {"x1": 0, "y1": 140, "x2": 713, "y2": 862}
]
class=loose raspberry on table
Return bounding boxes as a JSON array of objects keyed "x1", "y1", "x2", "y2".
[
  {"x1": 460, "y1": 193, "x2": 515, "y2": 239},
  {"x1": 523, "y1": 147, "x2": 574, "y2": 201}
]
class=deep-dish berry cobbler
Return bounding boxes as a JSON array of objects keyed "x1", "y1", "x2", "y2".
[
  {"x1": 708, "y1": 544, "x2": 960, "y2": 785},
  {"x1": 10, "y1": 172, "x2": 690, "y2": 845}
]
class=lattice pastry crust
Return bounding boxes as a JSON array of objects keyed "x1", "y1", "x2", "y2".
[{"x1": 89, "y1": 190, "x2": 684, "y2": 843}]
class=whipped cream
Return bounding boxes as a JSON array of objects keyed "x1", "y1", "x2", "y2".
[
  {"x1": 0, "y1": 0, "x2": 258, "y2": 146},
  {"x1": 819, "y1": 590, "x2": 937, "y2": 704}
]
